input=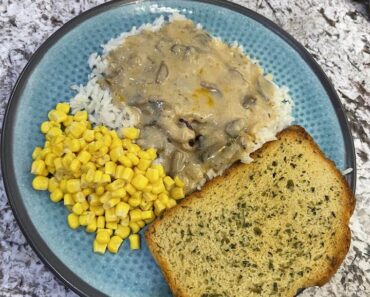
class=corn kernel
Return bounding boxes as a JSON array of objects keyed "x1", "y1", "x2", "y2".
[
  {"x1": 41, "y1": 168, "x2": 49, "y2": 177},
  {"x1": 129, "y1": 209, "x2": 142, "y2": 222},
  {"x1": 95, "y1": 185, "x2": 104, "y2": 196},
  {"x1": 64, "y1": 193, "x2": 74, "y2": 206},
  {"x1": 67, "y1": 139, "x2": 81, "y2": 152},
  {"x1": 105, "y1": 161, "x2": 116, "y2": 176},
  {"x1": 47, "y1": 177, "x2": 59, "y2": 192},
  {"x1": 63, "y1": 115, "x2": 73, "y2": 127},
  {"x1": 124, "y1": 183, "x2": 137, "y2": 195},
  {"x1": 127, "y1": 153, "x2": 139, "y2": 165},
  {"x1": 73, "y1": 192, "x2": 85, "y2": 203},
  {"x1": 110, "y1": 146, "x2": 124, "y2": 162},
  {"x1": 51, "y1": 143, "x2": 64, "y2": 157},
  {"x1": 62, "y1": 153, "x2": 74, "y2": 169},
  {"x1": 103, "y1": 134, "x2": 112, "y2": 147},
  {"x1": 121, "y1": 167, "x2": 134, "y2": 182},
  {"x1": 115, "y1": 202, "x2": 130, "y2": 218},
  {"x1": 82, "y1": 188, "x2": 92, "y2": 197},
  {"x1": 137, "y1": 158, "x2": 151, "y2": 171},
  {"x1": 145, "y1": 168, "x2": 159, "y2": 183},
  {"x1": 114, "y1": 165, "x2": 124, "y2": 179},
  {"x1": 47, "y1": 127, "x2": 63, "y2": 141},
  {"x1": 72, "y1": 203, "x2": 84, "y2": 215},
  {"x1": 86, "y1": 217, "x2": 97, "y2": 233},
  {"x1": 32, "y1": 147, "x2": 43, "y2": 160},
  {"x1": 108, "y1": 235, "x2": 123, "y2": 254},
  {"x1": 53, "y1": 157, "x2": 63, "y2": 170},
  {"x1": 85, "y1": 169, "x2": 95, "y2": 183},
  {"x1": 171, "y1": 187, "x2": 185, "y2": 200},
  {"x1": 141, "y1": 210, "x2": 154, "y2": 220},
  {"x1": 99, "y1": 192, "x2": 111, "y2": 204},
  {"x1": 115, "y1": 225, "x2": 131, "y2": 239},
  {"x1": 56, "y1": 102, "x2": 70, "y2": 114},
  {"x1": 154, "y1": 200, "x2": 166, "y2": 216},
  {"x1": 98, "y1": 228, "x2": 113, "y2": 236},
  {"x1": 106, "y1": 221, "x2": 118, "y2": 230},
  {"x1": 120, "y1": 216, "x2": 130, "y2": 227},
  {"x1": 128, "y1": 196, "x2": 141, "y2": 208},
  {"x1": 111, "y1": 188, "x2": 126, "y2": 199},
  {"x1": 136, "y1": 220, "x2": 145, "y2": 228},
  {"x1": 31, "y1": 160, "x2": 46, "y2": 175},
  {"x1": 77, "y1": 151, "x2": 91, "y2": 165},
  {"x1": 83, "y1": 130, "x2": 95, "y2": 142},
  {"x1": 151, "y1": 180, "x2": 166, "y2": 194},
  {"x1": 128, "y1": 143, "x2": 141, "y2": 153},
  {"x1": 69, "y1": 159, "x2": 81, "y2": 172},
  {"x1": 131, "y1": 174, "x2": 149, "y2": 190},
  {"x1": 104, "y1": 198, "x2": 120, "y2": 209},
  {"x1": 67, "y1": 213, "x2": 80, "y2": 229},
  {"x1": 101, "y1": 173, "x2": 111, "y2": 184},
  {"x1": 69, "y1": 122, "x2": 85, "y2": 138},
  {"x1": 79, "y1": 214, "x2": 88, "y2": 226},
  {"x1": 59, "y1": 179, "x2": 67, "y2": 191},
  {"x1": 48, "y1": 109, "x2": 67, "y2": 123},
  {"x1": 44, "y1": 153, "x2": 56, "y2": 167},
  {"x1": 66, "y1": 179, "x2": 81, "y2": 193},
  {"x1": 164, "y1": 176, "x2": 175, "y2": 190},
  {"x1": 137, "y1": 150, "x2": 150, "y2": 160},
  {"x1": 96, "y1": 231, "x2": 110, "y2": 244},
  {"x1": 152, "y1": 164, "x2": 165, "y2": 177},
  {"x1": 32, "y1": 176, "x2": 49, "y2": 190},
  {"x1": 174, "y1": 176, "x2": 185, "y2": 187},
  {"x1": 139, "y1": 200, "x2": 153, "y2": 211},
  {"x1": 105, "y1": 207, "x2": 117, "y2": 222},
  {"x1": 122, "y1": 127, "x2": 140, "y2": 140},
  {"x1": 118, "y1": 155, "x2": 132, "y2": 168},
  {"x1": 158, "y1": 191, "x2": 169, "y2": 203},
  {"x1": 129, "y1": 222, "x2": 141, "y2": 234},
  {"x1": 97, "y1": 216, "x2": 105, "y2": 229},
  {"x1": 166, "y1": 198, "x2": 177, "y2": 209},
  {"x1": 129, "y1": 234, "x2": 140, "y2": 250},
  {"x1": 40, "y1": 121, "x2": 51, "y2": 134},
  {"x1": 74, "y1": 110, "x2": 88, "y2": 122},
  {"x1": 93, "y1": 240, "x2": 107, "y2": 254},
  {"x1": 88, "y1": 194, "x2": 100, "y2": 206},
  {"x1": 106, "y1": 179, "x2": 125, "y2": 192},
  {"x1": 92, "y1": 205, "x2": 104, "y2": 216},
  {"x1": 40, "y1": 147, "x2": 51, "y2": 159},
  {"x1": 50, "y1": 189, "x2": 63, "y2": 203},
  {"x1": 81, "y1": 200, "x2": 89, "y2": 211},
  {"x1": 94, "y1": 170, "x2": 103, "y2": 183},
  {"x1": 143, "y1": 192, "x2": 157, "y2": 202},
  {"x1": 110, "y1": 138, "x2": 122, "y2": 149},
  {"x1": 146, "y1": 148, "x2": 157, "y2": 160}
]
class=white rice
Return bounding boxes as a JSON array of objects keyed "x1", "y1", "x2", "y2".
[{"x1": 70, "y1": 13, "x2": 293, "y2": 167}]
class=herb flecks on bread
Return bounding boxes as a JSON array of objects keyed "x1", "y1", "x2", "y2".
[{"x1": 146, "y1": 126, "x2": 355, "y2": 297}]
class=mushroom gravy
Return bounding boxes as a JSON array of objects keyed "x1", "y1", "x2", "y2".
[{"x1": 101, "y1": 20, "x2": 280, "y2": 193}]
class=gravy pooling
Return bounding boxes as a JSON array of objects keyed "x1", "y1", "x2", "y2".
[{"x1": 102, "y1": 20, "x2": 279, "y2": 193}]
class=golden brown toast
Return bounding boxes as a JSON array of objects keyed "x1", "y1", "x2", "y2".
[{"x1": 145, "y1": 125, "x2": 355, "y2": 297}]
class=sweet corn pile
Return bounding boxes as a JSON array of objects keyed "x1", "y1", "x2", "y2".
[{"x1": 31, "y1": 102, "x2": 185, "y2": 254}]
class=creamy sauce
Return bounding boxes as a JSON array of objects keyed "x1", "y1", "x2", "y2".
[{"x1": 101, "y1": 20, "x2": 278, "y2": 193}]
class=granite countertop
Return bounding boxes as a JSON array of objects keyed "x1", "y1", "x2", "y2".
[{"x1": 0, "y1": 0, "x2": 369, "y2": 296}]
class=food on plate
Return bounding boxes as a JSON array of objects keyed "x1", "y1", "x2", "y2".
[
  {"x1": 70, "y1": 15, "x2": 293, "y2": 194},
  {"x1": 30, "y1": 102, "x2": 185, "y2": 254},
  {"x1": 146, "y1": 126, "x2": 355, "y2": 297}
]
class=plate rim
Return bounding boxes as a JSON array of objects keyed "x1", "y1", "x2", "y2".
[{"x1": 1, "y1": 0, "x2": 356, "y2": 296}]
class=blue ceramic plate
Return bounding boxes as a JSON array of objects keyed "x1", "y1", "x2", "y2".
[{"x1": 2, "y1": 0, "x2": 356, "y2": 296}]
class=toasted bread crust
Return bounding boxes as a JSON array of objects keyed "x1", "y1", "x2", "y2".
[{"x1": 145, "y1": 125, "x2": 355, "y2": 297}]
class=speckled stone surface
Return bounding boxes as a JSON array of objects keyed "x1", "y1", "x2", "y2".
[{"x1": 0, "y1": 0, "x2": 369, "y2": 296}]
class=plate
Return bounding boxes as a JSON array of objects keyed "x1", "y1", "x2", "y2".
[{"x1": 1, "y1": 0, "x2": 356, "y2": 296}]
